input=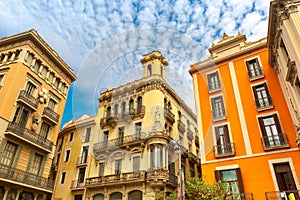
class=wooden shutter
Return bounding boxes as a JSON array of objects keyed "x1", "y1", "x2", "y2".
[
  {"x1": 236, "y1": 168, "x2": 245, "y2": 193},
  {"x1": 214, "y1": 170, "x2": 221, "y2": 181}
]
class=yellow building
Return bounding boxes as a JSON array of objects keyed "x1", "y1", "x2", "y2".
[
  {"x1": 268, "y1": 0, "x2": 300, "y2": 147},
  {"x1": 53, "y1": 51, "x2": 200, "y2": 200},
  {"x1": 0, "y1": 30, "x2": 76, "y2": 199},
  {"x1": 190, "y1": 33, "x2": 300, "y2": 199}
]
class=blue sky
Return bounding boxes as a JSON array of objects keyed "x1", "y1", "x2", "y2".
[{"x1": 0, "y1": 0, "x2": 270, "y2": 127}]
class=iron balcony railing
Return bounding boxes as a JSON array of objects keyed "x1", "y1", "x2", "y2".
[
  {"x1": 208, "y1": 82, "x2": 222, "y2": 92},
  {"x1": 85, "y1": 171, "x2": 146, "y2": 187},
  {"x1": 255, "y1": 96, "x2": 273, "y2": 110},
  {"x1": 0, "y1": 163, "x2": 53, "y2": 191},
  {"x1": 70, "y1": 179, "x2": 85, "y2": 190},
  {"x1": 164, "y1": 107, "x2": 175, "y2": 123},
  {"x1": 135, "y1": 105, "x2": 145, "y2": 116},
  {"x1": 265, "y1": 190, "x2": 300, "y2": 200},
  {"x1": 214, "y1": 143, "x2": 235, "y2": 158},
  {"x1": 93, "y1": 132, "x2": 146, "y2": 153},
  {"x1": 6, "y1": 122, "x2": 53, "y2": 152},
  {"x1": 100, "y1": 116, "x2": 117, "y2": 128},
  {"x1": 177, "y1": 120, "x2": 185, "y2": 133},
  {"x1": 212, "y1": 108, "x2": 226, "y2": 121},
  {"x1": 261, "y1": 133, "x2": 289, "y2": 150},
  {"x1": 42, "y1": 107, "x2": 60, "y2": 124},
  {"x1": 17, "y1": 90, "x2": 38, "y2": 110}
]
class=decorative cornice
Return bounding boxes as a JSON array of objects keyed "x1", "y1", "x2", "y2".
[{"x1": 140, "y1": 51, "x2": 169, "y2": 66}]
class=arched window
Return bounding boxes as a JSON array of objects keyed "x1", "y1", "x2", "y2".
[
  {"x1": 137, "y1": 96, "x2": 143, "y2": 113},
  {"x1": 129, "y1": 99, "x2": 134, "y2": 114},
  {"x1": 121, "y1": 102, "x2": 126, "y2": 117},
  {"x1": 93, "y1": 194, "x2": 104, "y2": 200},
  {"x1": 128, "y1": 190, "x2": 142, "y2": 200},
  {"x1": 110, "y1": 192, "x2": 122, "y2": 200},
  {"x1": 147, "y1": 64, "x2": 152, "y2": 76}
]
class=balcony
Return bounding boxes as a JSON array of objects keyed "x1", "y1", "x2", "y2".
[
  {"x1": 5, "y1": 122, "x2": 53, "y2": 152},
  {"x1": 132, "y1": 105, "x2": 146, "y2": 119},
  {"x1": 212, "y1": 108, "x2": 226, "y2": 121},
  {"x1": 42, "y1": 107, "x2": 60, "y2": 124},
  {"x1": 164, "y1": 108, "x2": 175, "y2": 124},
  {"x1": 187, "y1": 128, "x2": 194, "y2": 142},
  {"x1": 70, "y1": 180, "x2": 85, "y2": 190},
  {"x1": 100, "y1": 116, "x2": 117, "y2": 128},
  {"x1": 17, "y1": 90, "x2": 38, "y2": 110},
  {"x1": 214, "y1": 143, "x2": 235, "y2": 158},
  {"x1": 177, "y1": 120, "x2": 185, "y2": 133},
  {"x1": 255, "y1": 96, "x2": 273, "y2": 110},
  {"x1": 147, "y1": 168, "x2": 177, "y2": 189},
  {"x1": 262, "y1": 133, "x2": 289, "y2": 151},
  {"x1": 0, "y1": 163, "x2": 53, "y2": 192},
  {"x1": 248, "y1": 68, "x2": 264, "y2": 80},
  {"x1": 85, "y1": 171, "x2": 146, "y2": 188},
  {"x1": 188, "y1": 152, "x2": 199, "y2": 164},
  {"x1": 76, "y1": 156, "x2": 88, "y2": 167},
  {"x1": 265, "y1": 190, "x2": 300, "y2": 200},
  {"x1": 93, "y1": 133, "x2": 146, "y2": 155}
]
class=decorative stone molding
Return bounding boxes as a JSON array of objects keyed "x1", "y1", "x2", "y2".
[{"x1": 286, "y1": 60, "x2": 297, "y2": 85}]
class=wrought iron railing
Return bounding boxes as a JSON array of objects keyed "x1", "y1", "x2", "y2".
[
  {"x1": 6, "y1": 122, "x2": 53, "y2": 151},
  {"x1": 255, "y1": 96, "x2": 273, "y2": 110},
  {"x1": 164, "y1": 108, "x2": 175, "y2": 123},
  {"x1": 265, "y1": 190, "x2": 300, "y2": 200},
  {"x1": 100, "y1": 116, "x2": 117, "y2": 128},
  {"x1": 214, "y1": 143, "x2": 235, "y2": 158},
  {"x1": 86, "y1": 171, "x2": 146, "y2": 187},
  {"x1": 0, "y1": 163, "x2": 53, "y2": 191},
  {"x1": 42, "y1": 107, "x2": 59, "y2": 124},
  {"x1": 17, "y1": 90, "x2": 38, "y2": 109},
  {"x1": 248, "y1": 68, "x2": 264, "y2": 80},
  {"x1": 93, "y1": 132, "x2": 146, "y2": 152},
  {"x1": 212, "y1": 108, "x2": 226, "y2": 121},
  {"x1": 262, "y1": 133, "x2": 289, "y2": 150}
]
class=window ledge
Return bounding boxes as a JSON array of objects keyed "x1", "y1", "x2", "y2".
[
  {"x1": 257, "y1": 105, "x2": 274, "y2": 111},
  {"x1": 249, "y1": 74, "x2": 264, "y2": 81}
]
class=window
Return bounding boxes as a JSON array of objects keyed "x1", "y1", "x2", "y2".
[
  {"x1": 211, "y1": 96, "x2": 226, "y2": 121},
  {"x1": 78, "y1": 167, "x2": 86, "y2": 184},
  {"x1": 280, "y1": 39, "x2": 290, "y2": 61},
  {"x1": 103, "y1": 131, "x2": 109, "y2": 148},
  {"x1": 253, "y1": 83, "x2": 273, "y2": 110},
  {"x1": 48, "y1": 98, "x2": 57, "y2": 111},
  {"x1": 129, "y1": 99, "x2": 134, "y2": 114},
  {"x1": 207, "y1": 71, "x2": 221, "y2": 92},
  {"x1": 133, "y1": 156, "x2": 140, "y2": 173},
  {"x1": 157, "y1": 144, "x2": 163, "y2": 168},
  {"x1": 214, "y1": 125, "x2": 234, "y2": 157},
  {"x1": 121, "y1": 102, "x2": 126, "y2": 117},
  {"x1": 40, "y1": 122, "x2": 51, "y2": 140},
  {"x1": 118, "y1": 127, "x2": 124, "y2": 145},
  {"x1": 137, "y1": 97, "x2": 143, "y2": 113},
  {"x1": 246, "y1": 58, "x2": 263, "y2": 79},
  {"x1": 99, "y1": 162, "x2": 105, "y2": 176},
  {"x1": 273, "y1": 163, "x2": 298, "y2": 191},
  {"x1": 74, "y1": 195, "x2": 83, "y2": 200},
  {"x1": 93, "y1": 194, "x2": 104, "y2": 200},
  {"x1": 215, "y1": 168, "x2": 244, "y2": 198},
  {"x1": 80, "y1": 146, "x2": 89, "y2": 164},
  {"x1": 68, "y1": 132, "x2": 74, "y2": 141},
  {"x1": 135, "y1": 122, "x2": 142, "y2": 139},
  {"x1": 61, "y1": 172, "x2": 66, "y2": 184},
  {"x1": 150, "y1": 144, "x2": 155, "y2": 169},
  {"x1": 114, "y1": 104, "x2": 118, "y2": 118},
  {"x1": 29, "y1": 153, "x2": 43, "y2": 175},
  {"x1": 147, "y1": 64, "x2": 152, "y2": 76},
  {"x1": 258, "y1": 114, "x2": 288, "y2": 149},
  {"x1": 65, "y1": 150, "x2": 71, "y2": 161},
  {"x1": 106, "y1": 106, "x2": 111, "y2": 118},
  {"x1": 25, "y1": 81, "x2": 36, "y2": 96},
  {"x1": 0, "y1": 142, "x2": 17, "y2": 166},
  {"x1": 85, "y1": 127, "x2": 91, "y2": 142},
  {"x1": 110, "y1": 192, "x2": 122, "y2": 200},
  {"x1": 115, "y1": 159, "x2": 122, "y2": 175},
  {"x1": 12, "y1": 105, "x2": 30, "y2": 127},
  {"x1": 128, "y1": 190, "x2": 142, "y2": 200}
]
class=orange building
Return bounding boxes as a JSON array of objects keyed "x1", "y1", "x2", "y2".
[
  {"x1": 0, "y1": 30, "x2": 76, "y2": 199},
  {"x1": 189, "y1": 33, "x2": 300, "y2": 199}
]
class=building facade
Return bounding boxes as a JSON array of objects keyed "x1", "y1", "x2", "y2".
[
  {"x1": 0, "y1": 30, "x2": 76, "y2": 200},
  {"x1": 53, "y1": 51, "x2": 200, "y2": 200},
  {"x1": 268, "y1": 0, "x2": 300, "y2": 147},
  {"x1": 190, "y1": 33, "x2": 300, "y2": 199}
]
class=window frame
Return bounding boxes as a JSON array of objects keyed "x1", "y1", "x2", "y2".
[
  {"x1": 207, "y1": 70, "x2": 222, "y2": 93},
  {"x1": 245, "y1": 57, "x2": 264, "y2": 80},
  {"x1": 64, "y1": 149, "x2": 71, "y2": 162},
  {"x1": 210, "y1": 95, "x2": 226, "y2": 121},
  {"x1": 213, "y1": 123, "x2": 234, "y2": 158},
  {"x1": 60, "y1": 171, "x2": 66, "y2": 184},
  {"x1": 252, "y1": 82, "x2": 273, "y2": 111}
]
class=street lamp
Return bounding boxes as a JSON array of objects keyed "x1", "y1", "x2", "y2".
[{"x1": 171, "y1": 140, "x2": 183, "y2": 200}]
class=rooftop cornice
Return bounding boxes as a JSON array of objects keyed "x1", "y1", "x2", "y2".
[{"x1": 0, "y1": 29, "x2": 76, "y2": 82}]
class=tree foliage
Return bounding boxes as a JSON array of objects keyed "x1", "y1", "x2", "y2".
[{"x1": 155, "y1": 176, "x2": 232, "y2": 200}]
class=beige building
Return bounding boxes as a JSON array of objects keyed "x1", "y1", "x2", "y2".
[
  {"x1": 268, "y1": 0, "x2": 300, "y2": 147},
  {"x1": 0, "y1": 30, "x2": 76, "y2": 199},
  {"x1": 53, "y1": 51, "x2": 200, "y2": 200}
]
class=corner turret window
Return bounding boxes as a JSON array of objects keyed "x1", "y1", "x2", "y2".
[{"x1": 147, "y1": 64, "x2": 152, "y2": 76}]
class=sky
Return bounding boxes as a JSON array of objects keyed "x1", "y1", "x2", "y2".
[{"x1": 0, "y1": 0, "x2": 271, "y2": 127}]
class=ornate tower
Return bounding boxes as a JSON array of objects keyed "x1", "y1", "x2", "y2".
[{"x1": 140, "y1": 50, "x2": 169, "y2": 79}]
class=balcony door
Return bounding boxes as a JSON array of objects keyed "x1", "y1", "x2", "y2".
[
  {"x1": 215, "y1": 125, "x2": 231, "y2": 154},
  {"x1": 12, "y1": 105, "x2": 29, "y2": 128},
  {"x1": 274, "y1": 163, "x2": 297, "y2": 191}
]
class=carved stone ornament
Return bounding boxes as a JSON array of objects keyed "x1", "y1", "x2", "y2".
[{"x1": 286, "y1": 60, "x2": 297, "y2": 85}]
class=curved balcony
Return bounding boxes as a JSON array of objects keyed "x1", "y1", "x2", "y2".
[
  {"x1": 70, "y1": 180, "x2": 85, "y2": 190},
  {"x1": 100, "y1": 116, "x2": 117, "y2": 129},
  {"x1": 5, "y1": 122, "x2": 53, "y2": 152}
]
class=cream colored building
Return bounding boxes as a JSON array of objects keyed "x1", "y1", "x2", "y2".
[
  {"x1": 53, "y1": 51, "x2": 200, "y2": 200},
  {"x1": 268, "y1": 0, "x2": 300, "y2": 147},
  {"x1": 0, "y1": 30, "x2": 76, "y2": 199}
]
